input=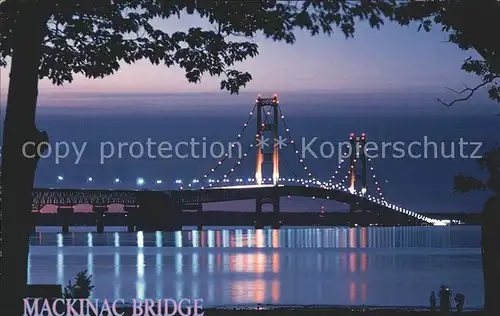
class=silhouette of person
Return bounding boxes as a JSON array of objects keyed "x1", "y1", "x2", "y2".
[
  {"x1": 438, "y1": 285, "x2": 451, "y2": 312},
  {"x1": 430, "y1": 291, "x2": 436, "y2": 311},
  {"x1": 454, "y1": 293, "x2": 465, "y2": 312}
]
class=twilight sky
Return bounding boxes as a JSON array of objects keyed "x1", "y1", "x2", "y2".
[
  {"x1": 0, "y1": 14, "x2": 483, "y2": 99},
  {"x1": 0, "y1": 14, "x2": 496, "y2": 214}
]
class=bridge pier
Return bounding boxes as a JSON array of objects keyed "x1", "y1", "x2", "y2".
[
  {"x1": 30, "y1": 212, "x2": 37, "y2": 233},
  {"x1": 136, "y1": 191, "x2": 181, "y2": 232},
  {"x1": 124, "y1": 205, "x2": 136, "y2": 232},
  {"x1": 57, "y1": 206, "x2": 74, "y2": 233},
  {"x1": 255, "y1": 194, "x2": 281, "y2": 229},
  {"x1": 183, "y1": 204, "x2": 203, "y2": 230},
  {"x1": 349, "y1": 201, "x2": 365, "y2": 227},
  {"x1": 93, "y1": 206, "x2": 108, "y2": 233},
  {"x1": 349, "y1": 200, "x2": 381, "y2": 227},
  {"x1": 197, "y1": 205, "x2": 203, "y2": 230}
]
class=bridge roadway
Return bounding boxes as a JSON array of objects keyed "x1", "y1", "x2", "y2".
[{"x1": 32, "y1": 185, "x2": 402, "y2": 217}]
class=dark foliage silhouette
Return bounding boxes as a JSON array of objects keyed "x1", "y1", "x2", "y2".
[
  {"x1": 395, "y1": 2, "x2": 499, "y2": 311},
  {"x1": 453, "y1": 148, "x2": 500, "y2": 312},
  {"x1": 0, "y1": 0, "x2": 395, "y2": 313},
  {"x1": 62, "y1": 270, "x2": 95, "y2": 299},
  {"x1": 395, "y1": 1, "x2": 500, "y2": 106}
]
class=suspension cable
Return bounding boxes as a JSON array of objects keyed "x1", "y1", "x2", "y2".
[
  {"x1": 366, "y1": 157, "x2": 387, "y2": 203},
  {"x1": 188, "y1": 103, "x2": 257, "y2": 187},
  {"x1": 278, "y1": 105, "x2": 319, "y2": 184},
  {"x1": 214, "y1": 108, "x2": 274, "y2": 184}
]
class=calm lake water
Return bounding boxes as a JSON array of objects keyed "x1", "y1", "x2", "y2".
[{"x1": 28, "y1": 226, "x2": 482, "y2": 308}]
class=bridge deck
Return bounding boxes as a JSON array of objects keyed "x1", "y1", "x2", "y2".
[{"x1": 31, "y1": 185, "x2": 412, "y2": 221}]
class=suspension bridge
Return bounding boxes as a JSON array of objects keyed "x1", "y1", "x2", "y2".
[{"x1": 31, "y1": 94, "x2": 450, "y2": 232}]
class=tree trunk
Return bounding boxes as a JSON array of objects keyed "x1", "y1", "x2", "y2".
[
  {"x1": 1, "y1": 2, "x2": 52, "y2": 313},
  {"x1": 481, "y1": 195, "x2": 500, "y2": 313}
]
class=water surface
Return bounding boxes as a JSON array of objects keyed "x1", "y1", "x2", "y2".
[{"x1": 28, "y1": 226, "x2": 482, "y2": 308}]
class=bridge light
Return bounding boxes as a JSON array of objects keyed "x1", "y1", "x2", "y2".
[
  {"x1": 114, "y1": 178, "x2": 120, "y2": 183},
  {"x1": 156, "y1": 180, "x2": 163, "y2": 184},
  {"x1": 57, "y1": 175, "x2": 64, "y2": 181},
  {"x1": 175, "y1": 179, "x2": 182, "y2": 184},
  {"x1": 87, "y1": 177, "x2": 93, "y2": 182},
  {"x1": 136, "y1": 178, "x2": 145, "y2": 186}
]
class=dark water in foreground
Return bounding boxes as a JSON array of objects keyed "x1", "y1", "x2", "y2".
[{"x1": 28, "y1": 226, "x2": 482, "y2": 308}]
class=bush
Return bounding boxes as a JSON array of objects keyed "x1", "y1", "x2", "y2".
[{"x1": 63, "y1": 269, "x2": 95, "y2": 299}]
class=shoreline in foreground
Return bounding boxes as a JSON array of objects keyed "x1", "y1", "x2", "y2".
[
  {"x1": 106, "y1": 303, "x2": 483, "y2": 315},
  {"x1": 112, "y1": 305, "x2": 483, "y2": 315}
]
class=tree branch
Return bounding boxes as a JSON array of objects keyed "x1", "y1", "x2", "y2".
[{"x1": 438, "y1": 78, "x2": 499, "y2": 106}]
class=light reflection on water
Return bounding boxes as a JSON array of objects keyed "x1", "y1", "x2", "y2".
[{"x1": 29, "y1": 226, "x2": 482, "y2": 308}]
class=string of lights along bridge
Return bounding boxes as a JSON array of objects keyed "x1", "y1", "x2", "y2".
[{"x1": 50, "y1": 94, "x2": 449, "y2": 226}]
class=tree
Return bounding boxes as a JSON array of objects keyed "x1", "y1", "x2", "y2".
[
  {"x1": 0, "y1": 0, "x2": 395, "y2": 312},
  {"x1": 454, "y1": 149, "x2": 500, "y2": 312},
  {"x1": 394, "y1": 0, "x2": 500, "y2": 106},
  {"x1": 394, "y1": 1, "x2": 500, "y2": 312}
]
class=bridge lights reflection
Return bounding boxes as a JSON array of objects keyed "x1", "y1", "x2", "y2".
[
  {"x1": 156, "y1": 231, "x2": 162, "y2": 248},
  {"x1": 192, "y1": 230, "x2": 200, "y2": 247},
  {"x1": 56, "y1": 252, "x2": 63, "y2": 286},
  {"x1": 137, "y1": 231, "x2": 144, "y2": 248},
  {"x1": 136, "y1": 249, "x2": 145, "y2": 299},
  {"x1": 87, "y1": 233, "x2": 93, "y2": 247},
  {"x1": 57, "y1": 233, "x2": 63, "y2": 247},
  {"x1": 114, "y1": 253, "x2": 120, "y2": 278},
  {"x1": 114, "y1": 232, "x2": 120, "y2": 247},
  {"x1": 87, "y1": 252, "x2": 94, "y2": 281},
  {"x1": 175, "y1": 253, "x2": 183, "y2": 275},
  {"x1": 175, "y1": 231, "x2": 183, "y2": 247}
]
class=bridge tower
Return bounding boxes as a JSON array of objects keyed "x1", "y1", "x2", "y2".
[
  {"x1": 254, "y1": 94, "x2": 281, "y2": 229},
  {"x1": 348, "y1": 132, "x2": 367, "y2": 196},
  {"x1": 347, "y1": 132, "x2": 377, "y2": 226},
  {"x1": 255, "y1": 94, "x2": 279, "y2": 186}
]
